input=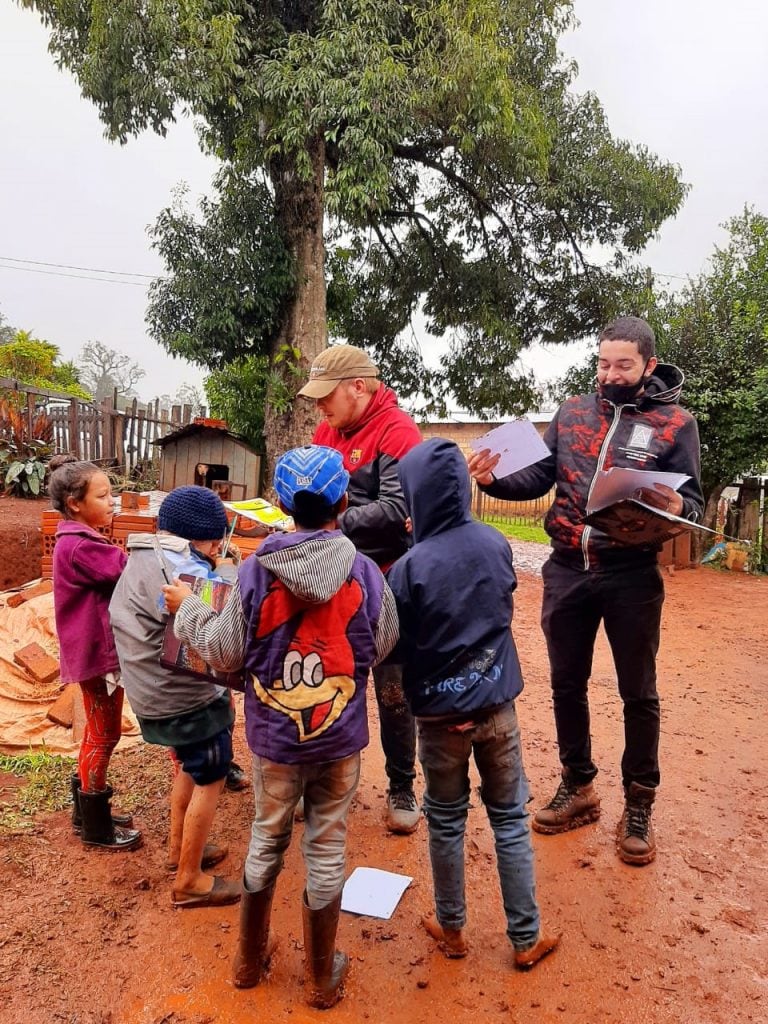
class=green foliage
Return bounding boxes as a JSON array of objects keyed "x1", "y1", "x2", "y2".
[
  {"x1": 26, "y1": 0, "x2": 686, "y2": 451},
  {"x1": 0, "y1": 397, "x2": 54, "y2": 497},
  {"x1": 0, "y1": 748, "x2": 75, "y2": 835},
  {"x1": 0, "y1": 330, "x2": 91, "y2": 399},
  {"x1": 147, "y1": 170, "x2": 294, "y2": 369},
  {"x1": 481, "y1": 516, "x2": 549, "y2": 544},
  {"x1": 553, "y1": 209, "x2": 768, "y2": 526},
  {"x1": 204, "y1": 355, "x2": 269, "y2": 450},
  {"x1": 657, "y1": 209, "x2": 768, "y2": 499}
]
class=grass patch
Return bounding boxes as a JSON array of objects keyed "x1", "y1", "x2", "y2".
[
  {"x1": 0, "y1": 748, "x2": 75, "y2": 835},
  {"x1": 481, "y1": 517, "x2": 549, "y2": 544}
]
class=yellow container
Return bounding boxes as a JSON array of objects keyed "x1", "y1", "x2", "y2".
[{"x1": 724, "y1": 542, "x2": 748, "y2": 571}]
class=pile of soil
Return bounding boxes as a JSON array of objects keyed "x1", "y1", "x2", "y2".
[
  {"x1": 0, "y1": 495, "x2": 46, "y2": 590},
  {"x1": 1, "y1": 518, "x2": 766, "y2": 1022}
]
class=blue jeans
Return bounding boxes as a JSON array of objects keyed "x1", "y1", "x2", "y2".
[
  {"x1": 418, "y1": 701, "x2": 540, "y2": 951},
  {"x1": 244, "y1": 752, "x2": 360, "y2": 909}
]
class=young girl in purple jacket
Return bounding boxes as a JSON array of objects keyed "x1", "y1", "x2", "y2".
[{"x1": 50, "y1": 459, "x2": 141, "y2": 852}]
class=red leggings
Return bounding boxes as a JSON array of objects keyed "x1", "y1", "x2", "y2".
[{"x1": 78, "y1": 678, "x2": 124, "y2": 793}]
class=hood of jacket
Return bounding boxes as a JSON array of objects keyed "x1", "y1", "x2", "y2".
[
  {"x1": 126, "y1": 532, "x2": 191, "y2": 554},
  {"x1": 639, "y1": 362, "x2": 685, "y2": 405},
  {"x1": 397, "y1": 438, "x2": 472, "y2": 543},
  {"x1": 256, "y1": 529, "x2": 356, "y2": 603},
  {"x1": 338, "y1": 383, "x2": 401, "y2": 438}
]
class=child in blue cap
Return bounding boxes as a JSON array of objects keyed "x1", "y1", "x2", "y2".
[{"x1": 163, "y1": 445, "x2": 398, "y2": 1009}]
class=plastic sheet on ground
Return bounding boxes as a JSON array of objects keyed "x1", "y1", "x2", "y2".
[{"x1": 0, "y1": 584, "x2": 141, "y2": 754}]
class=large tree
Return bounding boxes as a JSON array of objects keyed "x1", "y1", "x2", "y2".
[
  {"x1": 77, "y1": 340, "x2": 146, "y2": 402},
  {"x1": 25, "y1": 0, "x2": 685, "y2": 468}
]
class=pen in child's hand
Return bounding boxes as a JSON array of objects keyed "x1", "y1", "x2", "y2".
[{"x1": 221, "y1": 516, "x2": 237, "y2": 559}]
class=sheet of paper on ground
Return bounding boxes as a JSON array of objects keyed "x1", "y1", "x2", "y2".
[
  {"x1": 341, "y1": 867, "x2": 412, "y2": 919},
  {"x1": 468, "y1": 419, "x2": 550, "y2": 478}
]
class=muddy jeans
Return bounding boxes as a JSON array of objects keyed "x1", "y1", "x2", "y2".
[
  {"x1": 541, "y1": 558, "x2": 664, "y2": 789},
  {"x1": 372, "y1": 662, "x2": 416, "y2": 792},
  {"x1": 244, "y1": 752, "x2": 360, "y2": 909},
  {"x1": 418, "y1": 701, "x2": 540, "y2": 950}
]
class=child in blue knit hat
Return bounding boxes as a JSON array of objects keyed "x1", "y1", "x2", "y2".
[{"x1": 109, "y1": 485, "x2": 241, "y2": 909}]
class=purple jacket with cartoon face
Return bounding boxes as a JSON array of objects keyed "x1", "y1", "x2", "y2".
[{"x1": 52, "y1": 521, "x2": 127, "y2": 683}]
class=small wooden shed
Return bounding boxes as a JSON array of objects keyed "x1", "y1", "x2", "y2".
[{"x1": 153, "y1": 419, "x2": 262, "y2": 499}]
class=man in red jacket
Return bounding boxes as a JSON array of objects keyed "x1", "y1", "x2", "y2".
[{"x1": 299, "y1": 345, "x2": 422, "y2": 833}]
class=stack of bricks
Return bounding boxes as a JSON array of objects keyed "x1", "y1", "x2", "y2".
[{"x1": 41, "y1": 490, "x2": 267, "y2": 579}]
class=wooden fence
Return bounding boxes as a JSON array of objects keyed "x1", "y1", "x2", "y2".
[{"x1": 0, "y1": 378, "x2": 203, "y2": 476}]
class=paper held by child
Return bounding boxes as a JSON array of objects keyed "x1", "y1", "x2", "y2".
[
  {"x1": 223, "y1": 497, "x2": 294, "y2": 532},
  {"x1": 160, "y1": 574, "x2": 246, "y2": 691},
  {"x1": 468, "y1": 419, "x2": 551, "y2": 478},
  {"x1": 341, "y1": 867, "x2": 412, "y2": 920}
]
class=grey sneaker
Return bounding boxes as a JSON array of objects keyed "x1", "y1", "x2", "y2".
[
  {"x1": 532, "y1": 776, "x2": 600, "y2": 834},
  {"x1": 385, "y1": 788, "x2": 420, "y2": 834}
]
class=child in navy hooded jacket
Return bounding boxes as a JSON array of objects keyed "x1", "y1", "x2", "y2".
[{"x1": 387, "y1": 438, "x2": 559, "y2": 968}]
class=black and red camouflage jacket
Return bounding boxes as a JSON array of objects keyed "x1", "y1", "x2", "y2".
[
  {"x1": 313, "y1": 384, "x2": 422, "y2": 568},
  {"x1": 481, "y1": 364, "x2": 704, "y2": 572}
]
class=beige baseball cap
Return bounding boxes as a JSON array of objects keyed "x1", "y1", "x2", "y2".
[{"x1": 298, "y1": 345, "x2": 379, "y2": 399}]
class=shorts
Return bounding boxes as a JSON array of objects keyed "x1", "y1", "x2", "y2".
[{"x1": 171, "y1": 726, "x2": 232, "y2": 786}]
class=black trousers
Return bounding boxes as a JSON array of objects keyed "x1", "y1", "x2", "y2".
[
  {"x1": 372, "y1": 662, "x2": 416, "y2": 791},
  {"x1": 541, "y1": 558, "x2": 664, "y2": 790}
]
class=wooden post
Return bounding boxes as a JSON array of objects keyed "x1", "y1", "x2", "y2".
[
  {"x1": 114, "y1": 407, "x2": 126, "y2": 471},
  {"x1": 68, "y1": 399, "x2": 80, "y2": 459},
  {"x1": 100, "y1": 397, "x2": 114, "y2": 462},
  {"x1": 127, "y1": 397, "x2": 138, "y2": 474}
]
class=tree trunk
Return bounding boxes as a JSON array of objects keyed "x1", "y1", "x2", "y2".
[{"x1": 263, "y1": 135, "x2": 327, "y2": 489}]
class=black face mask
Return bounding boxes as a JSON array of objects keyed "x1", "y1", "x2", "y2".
[{"x1": 598, "y1": 362, "x2": 651, "y2": 405}]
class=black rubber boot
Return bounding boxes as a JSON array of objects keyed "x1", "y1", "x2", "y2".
[
  {"x1": 71, "y1": 776, "x2": 133, "y2": 834},
  {"x1": 302, "y1": 891, "x2": 349, "y2": 1009},
  {"x1": 79, "y1": 789, "x2": 142, "y2": 851},
  {"x1": 232, "y1": 879, "x2": 277, "y2": 988}
]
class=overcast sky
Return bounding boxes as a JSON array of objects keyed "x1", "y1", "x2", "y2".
[{"x1": 2, "y1": 1, "x2": 767, "y2": 402}]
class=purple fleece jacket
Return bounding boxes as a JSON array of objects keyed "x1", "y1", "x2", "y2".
[{"x1": 52, "y1": 521, "x2": 127, "y2": 684}]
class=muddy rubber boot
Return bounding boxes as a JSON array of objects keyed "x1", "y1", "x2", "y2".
[
  {"x1": 71, "y1": 776, "x2": 134, "y2": 834},
  {"x1": 302, "y1": 891, "x2": 349, "y2": 1009},
  {"x1": 232, "y1": 880, "x2": 277, "y2": 988},
  {"x1": 532, "y1": 773, "x2": 601, "y2": 834},
  {"x1": 79, "y1": 789, "x2": 142, "y2": 851},
  {"x1": 617, "y1": 783, "x2": 656, "y2": 865}
]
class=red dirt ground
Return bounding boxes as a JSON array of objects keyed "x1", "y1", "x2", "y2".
[
  {"x1": 1, "y1": 508, "x2": 766, "y2": 1024},
  {"x1": 0, "y1": 495, "x2": 47, "y2": 590}
]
